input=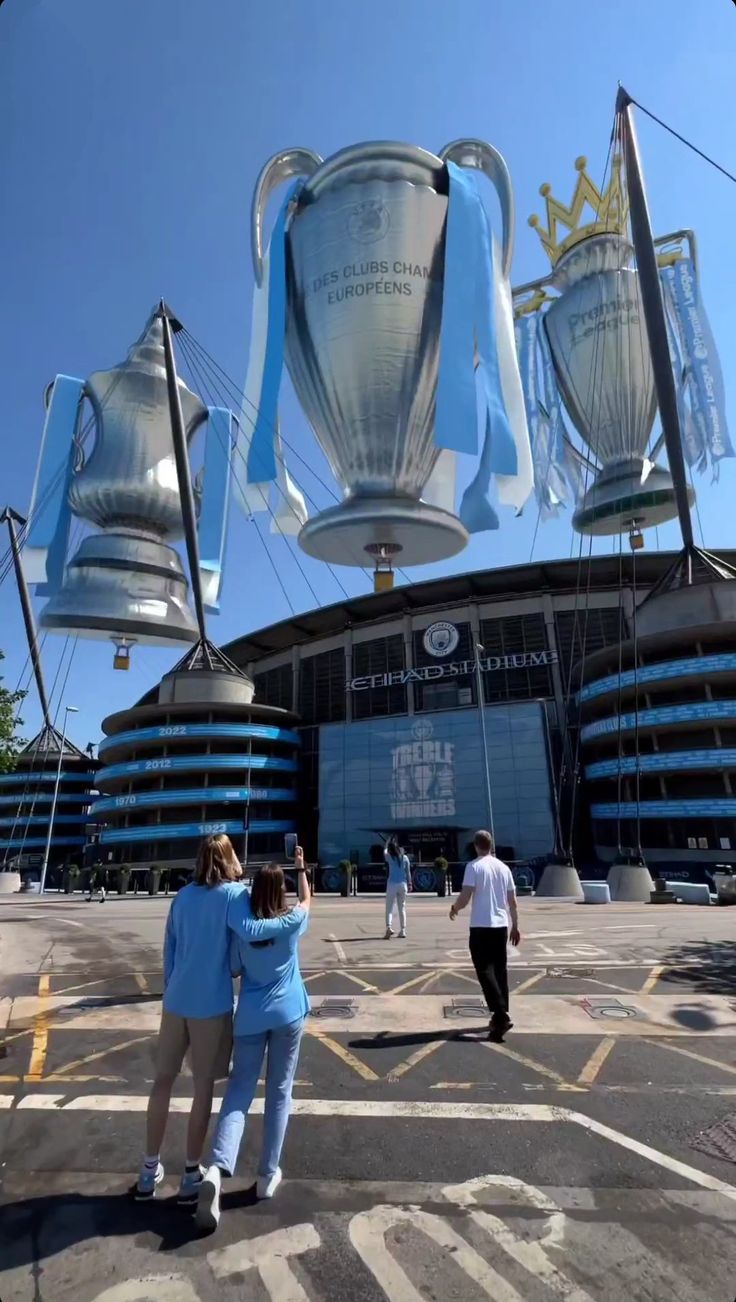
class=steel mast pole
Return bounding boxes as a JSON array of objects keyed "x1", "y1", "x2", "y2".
[
  {"x1": 474, "y1": 645, "x2": 495, "y2": 843},
  {"x1": 1, "y1": 508, "x2": 52, "y2": 727},
  {"x1": 158, "y1": 301, "x2": 208, "y2": 643},
  {"x1": 616, "y1": 87, "x2": 694, "y2": 548},
  {"x1": 39, "y1": 704, "x2": 78, "y2": 895}
]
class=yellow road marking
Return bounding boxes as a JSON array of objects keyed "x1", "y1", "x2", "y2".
[
  {"x1": 386, "y1": 1038, "x2": 446, "y2": 1082},
  {"x1": 639, "y1": 964, "x2": 666, "y2": 994},
  {"x1": 308, "y1": 1027, "x2": 379, "y2": 1081},
  {"x1": 445, "y1": 968, "x2": 482, "y2": 988},
  {"x1": 578, "y1": 1036, "x2": 616, "y2": 1084},
  {"x1": 418, "y1": 971, "x2": 442, "y2": 994},
  {"x1": 513, "y1": 970, "x2": 546, "y2": 995},
  {"x1": 336, "y1": 969, "x2": 379, "y2": 994},
  {"x1": 133, "y1": 973, "x2": 149, "y2": 995},
  {"x1": 327, "y1": 934, "x2": 348, "y2": 963},
  {"x1": 48, "y1": 1034, "x2": 152, "y2": 1079},
  {"x1": 26, "y1": 975, "x2": 50, "y2": 1082},
  {"x1": 302, "y1": 971, "x2": 327, "y2": 985},
  {"x1": 385, "y1": 970, "x2": 437, "y2": 996},
  {"x1": 484, "y1": 1040, "x2": 585, "y2": 1091},
  {"x1": 645, "y1": 1038, "x2": 736, "y2": 1078}
]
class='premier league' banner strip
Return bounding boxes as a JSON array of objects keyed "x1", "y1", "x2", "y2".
[
  {"x1": 24, "y1": 374, "x2": 84, "y2": 591},
  {"x1": 660, "y1": 274, "x2": 706, "y2": 472},
  {"x1": 659, "y1": 257, "x2": 733, "y2": 474},
  {"x1": 514, "y1": 312, "x2": 564, "y2": 520}
]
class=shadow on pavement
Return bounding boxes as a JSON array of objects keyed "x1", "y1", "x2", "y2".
[
  {"x1": 0, "y1": 1183, "x2": 259, "y2": 1268},
  {"x1": 660, "y1": 939, "x2": 736, "y2": 997}
]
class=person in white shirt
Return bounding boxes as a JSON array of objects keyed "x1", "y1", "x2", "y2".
[{"x1": 449, "y1": 829, "x2": 520, "y2": 1041}]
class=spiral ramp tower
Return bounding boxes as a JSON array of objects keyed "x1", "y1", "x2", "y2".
[
  {"x1": 90, "y1": 642, "x2": 299, "y2": 877},
  {"x1": 0, "y1": 724, "x2": 98, "y2": 884},
  {"x1": 578, "y1": 548, "x2": 736, "y2": 895}
]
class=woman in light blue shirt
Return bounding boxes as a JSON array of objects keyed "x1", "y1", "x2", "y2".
[
  {"x1": 383, "y1": 836, "x2": 412, "y2": 938},
  {"x1": 196, "y1": 845, "x2": 311, "y2": 1232},
  {"x1": 136, "y1": 833, "x2": 244, "y2": 1203}
]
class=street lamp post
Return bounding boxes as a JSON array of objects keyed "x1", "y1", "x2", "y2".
[
  {"x1": 474, "y1": 644, "x2": 495, "y2": 842},
  {"x1": 39, "y1": 705, "x2": 79, "y2": 895}
]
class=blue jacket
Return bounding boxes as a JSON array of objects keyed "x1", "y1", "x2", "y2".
[{"x1": 163, "y1": 880, "x2": 245, "y2": 1018}]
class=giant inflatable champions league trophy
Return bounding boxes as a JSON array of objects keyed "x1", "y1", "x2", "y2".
[
  {"x1": 24, "y1": 310, "x2": 233, "y2": 666},
  {"x1": 238, "y1": 140, "x2": 533, "y2": 586},
  {"x1": 513, "y1": 157, "x2": 731, "y2": 540}
]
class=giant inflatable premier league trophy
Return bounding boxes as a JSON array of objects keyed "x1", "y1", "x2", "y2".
[
  {"x1": 512, "y1": 156, "x2": 732, "y2": 542},
  {"x1": 237, "y1": 140, "x2": 534, "y2": 588},
  {"x1": 24, "y1": 310, "x2": 234, "y2": 666}
]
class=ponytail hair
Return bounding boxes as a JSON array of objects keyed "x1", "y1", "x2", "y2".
[{"x1": 194, "y1": 834, "x2": 242, "y2": 888}]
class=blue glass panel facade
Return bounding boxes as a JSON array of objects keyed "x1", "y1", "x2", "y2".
[{"x1": 318, "y1": 701, "x2": 554, "y2": 864}]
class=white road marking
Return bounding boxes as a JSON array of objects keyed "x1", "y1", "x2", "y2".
[
  {"x1": 441, "y1": 1175, "x2": 593, "y2": 1299},
  {"x1": 350, "y1": 1203, "x2": 526, "y2": 1301},
  {"x1": 6, "y1": 1095, "x2": 736, "y2": 1201},
  {"x1": 327, "y1": 933, "x2": 348, "y2": 963},
  {"x1": 90, "y1": 1278, "x2": 201, "y2": 1302},
  {"x1": 209, "y1": 1223, "x2": 321, "y2": 1301}
]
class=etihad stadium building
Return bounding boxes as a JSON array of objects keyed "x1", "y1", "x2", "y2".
[{"x1": 90, "y1": 550, "x2": 736, "y2": 882}]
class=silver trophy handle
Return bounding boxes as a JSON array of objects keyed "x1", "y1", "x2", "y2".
[
  {"x1": 439, "y1": 138, "x2": 515, "y2": 280},
  {"x1": 251, "y1": 147, "x2": 323, "y2": 286}
]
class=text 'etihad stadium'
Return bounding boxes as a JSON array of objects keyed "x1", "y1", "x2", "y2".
[{"x1": 349, "y1": 649, "x2": 558, "y2": 692}]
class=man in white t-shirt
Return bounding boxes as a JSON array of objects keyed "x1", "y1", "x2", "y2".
[{"x1": 449, "y1": 829, "x2": 520, "y2": 1041}]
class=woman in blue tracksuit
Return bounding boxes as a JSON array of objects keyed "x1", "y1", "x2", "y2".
[{"x1": 196, "y1": 844, "x2": 311, "y2": 1232}]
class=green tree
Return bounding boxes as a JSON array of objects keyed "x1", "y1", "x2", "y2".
[{"x1": 0, "y1": 650, "x2": 25, "y2": 774}]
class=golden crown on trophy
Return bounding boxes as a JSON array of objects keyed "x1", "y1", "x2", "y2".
[{"x1": 528, "y1": 154, "x2": 629, "y2": 265}]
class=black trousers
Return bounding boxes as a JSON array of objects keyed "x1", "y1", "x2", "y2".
[{"x1": 469, "y1": 927, "x2": 509, "y2": 1023}]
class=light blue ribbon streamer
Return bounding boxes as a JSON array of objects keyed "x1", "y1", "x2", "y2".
[
  {"x1": 662, "y1": 257, "x2": 732, "y2": 475},
  {"x1": 435, "y1": 165, "x2": 515, "y2": 531},
  {"x1": 198, "y1": 406, "x2": 233, "y2": 613},
  {"x1": 246, "y1": 183, "x2": 300, "y2": 485},
  {"x1": 436, "y1": 165, "x2": 516, "y2": 533},
  {"x1": 26, "y1": 374, "x2": 84, "y2": 595},
  {"x1": 473, "y1": 200, "x2": 517, "y2": 478},
  {"x1": 435, "y1": 163, "x2": 478, "y2": 455}
]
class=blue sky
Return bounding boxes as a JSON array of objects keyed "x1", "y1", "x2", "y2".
[{"x1": 1, "y1": 0, "x2": 735, "y2": 748}]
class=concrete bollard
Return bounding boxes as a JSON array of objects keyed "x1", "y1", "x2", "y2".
[{"x1": 581, "y1": 880, "x2": 611, "y2": 904}]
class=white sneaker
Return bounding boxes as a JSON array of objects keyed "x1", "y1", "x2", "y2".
[
  {"x1": 256, "y1": 1167, "x2": 282, "y2": 1200},
  {"x1": 398, "y1": 929, "x2": 407, "y2": 938},
  {"x1": 384, "y1": 928, "x2": 393, "y2": 939},
  {"x1": 195, "y1": 1165, "x2": 222, "y2": 1232},
  {"x1": 135, "y1": 1160, "x2": 164, "y2": 1201}
]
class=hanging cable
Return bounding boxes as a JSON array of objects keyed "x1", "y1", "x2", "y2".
[
  {"x1": 177, "y1": 332, "x2": 322, "y2": 610},
  {"x1": 631, "y1": 538, "x2": 643, "y2": 860},
  {"x1": 615, "y1": 533, "x2": 626, "y2": 860},
  {"x1": 178, "y1": 330, "x2": 374, "y2": 588},
  {"x1": 625, "y1": 93, "x2": 736, "y2": 187},
  {"x1": 554, "y1": 126, "x2": 618, "y2": 856}
]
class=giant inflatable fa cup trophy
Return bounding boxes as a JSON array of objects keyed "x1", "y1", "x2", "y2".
[
  {"x1": 239, "y1": 140, "x2": 533, "y2": 584},
  {"x1": 514, "y1": 156, "x2": 695, "y2": 538},
  {"x1": 24, "y1": 310, "x2": 234, "y2": 663}
]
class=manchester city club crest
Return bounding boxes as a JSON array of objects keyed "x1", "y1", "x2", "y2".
[
  {"x1": 390, "y1": 718, "x2": 455, "y2": 820},
  {"x1": 422, "y1": 621, "x2": 460, "y2": 658},
  {"x1": 347, "y1": 199, "x2": 390, "y2": 244}
]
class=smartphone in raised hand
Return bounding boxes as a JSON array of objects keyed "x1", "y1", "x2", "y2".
[{"x1": 284, "y1": 832, "x2": 297, "y2": 861}]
